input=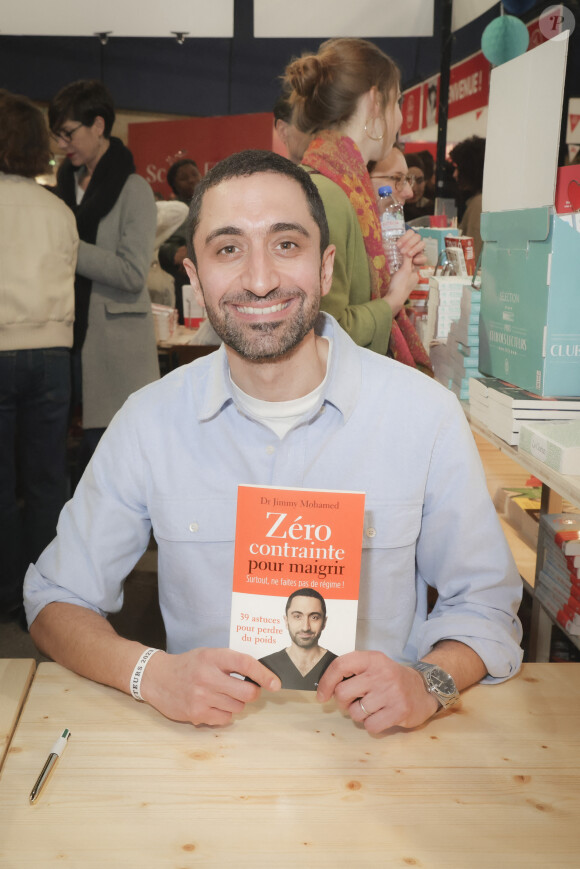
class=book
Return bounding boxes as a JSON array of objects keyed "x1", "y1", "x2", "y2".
[
  {"x1": 491, "y1": 406, "x2": 580, "y2": 421},
  {"x1": 518, "y1": 419, "x2": 580, "y2": 475},
  {"x1": 540, "y1": 513, "x2": 580, "y2": 556},
  {"x1": 445, "y1": 235, "x2": 476, "y2": 276},
  {"x1": 537, "y1": 568, "x2": 580, "y2": 615},
  {"x1": 487, "y1": 380, "x2": 580, "y2": 411},
  {"x1": 541, "y1": 534, "x2": 580, "y2": 578},
  {"x1": 540, "y1": 553, "x2": 580, "y2": 600},
  {"x1": 487, "y1": 416, "x2": 519, "y2": 446},
  {"x1": 536, "y1": 573, "x2": 580, "y2": 635},
  {"x1": 555, "y1": 164, "x2": 580, "y2": 213},
  {"x1": 229, "y1": 484, "x2": 365, "y2": 690}
]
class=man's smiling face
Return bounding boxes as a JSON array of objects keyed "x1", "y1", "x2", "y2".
[{"x1": 184, "y1": 172, "x2": 333, "y2": 362}]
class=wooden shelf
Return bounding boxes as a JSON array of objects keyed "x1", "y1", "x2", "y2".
[
  {"x1": 472, "y1": 430, "x2": 536, "y2": 591},
  {"x1": 464, "y1": 403, "x2": 580, "y2": 506},
  {"x1": 468, "y1": 411, "x2": 580, "y2": 661}
]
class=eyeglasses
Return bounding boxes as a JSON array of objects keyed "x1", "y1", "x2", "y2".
[
  {"x1": 50, "y1": 122, "x2": 84, "y2": 144},
  {"x1": 371, "y1": 173, "x2": 416, "y2": 191}
]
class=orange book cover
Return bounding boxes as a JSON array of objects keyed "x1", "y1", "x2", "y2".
[{"x1": 229, "y1": 484, "x2": 365, "y2": 689}]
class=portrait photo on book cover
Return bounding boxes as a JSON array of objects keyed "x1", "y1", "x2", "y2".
[
  {"x1": 258, "y1": 589, "x2": 338, "y2": 690},
  {"x1": 231, "y1": 585, "x2": 358, "y2": 692}
]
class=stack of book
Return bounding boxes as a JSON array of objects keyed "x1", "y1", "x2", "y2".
[
  {"x1": 468, "y1": 376, "x2": 580, "y2": 447},
  {"x1": 425, "y1": 276, "x2": 467, "y2": 347},
  {"x1": 536, "y1": 513, "x2": 580, "y2": 637},
  {"x1": 427, "y1": 282, "x2": 483, "y2": 396},
  {"x1": 468, "y1": 375, "x2": 498, "y2": 426},
  {"x1": 446, "y1": 286, "x2": 482, "y2": 401},
  {"x1": 407, "y1": 277, "x2": 431, "y2": 346}
]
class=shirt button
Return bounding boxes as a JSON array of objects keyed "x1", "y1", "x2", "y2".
[
  {"x1": 366, "y1": 527, "x2": 376, "y2": 538},
  {"x1": 189, "y1": 522, "x2": 199, "y2": 533},
  {"x1": 266, "y1": 445, "x2": 275, "y2": 455}
]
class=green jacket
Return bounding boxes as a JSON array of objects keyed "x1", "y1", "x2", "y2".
[{"x1": 308, "y1": 172, "x2": 392, "y2": 355}]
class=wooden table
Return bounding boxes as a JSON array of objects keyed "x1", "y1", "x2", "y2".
[
  {"x1": 1, "y1": 662, "x2": 579, "y2": 867},
  {"x1": 0, "y1": 659, "x2": 35, "y2": 772}
]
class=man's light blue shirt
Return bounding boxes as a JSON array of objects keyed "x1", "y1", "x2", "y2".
[{"x1": 24, "y1": 313, "x2": 523, "y2": 681}]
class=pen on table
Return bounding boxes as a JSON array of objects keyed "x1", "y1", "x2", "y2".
[{"x1": 29, "y1": 728, "x2": 71, "y2": 804}]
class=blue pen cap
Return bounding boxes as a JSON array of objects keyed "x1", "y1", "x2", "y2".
[{"x1": 377, "y1": 185, "x2": 393, "y2": 197}]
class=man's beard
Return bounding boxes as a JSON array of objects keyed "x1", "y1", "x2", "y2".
[
  {"x1": 288, "y1": 628, "x2": 322, "y2": 649},
  {"x1": 198, "y1": 283, "x2": 320, "y2": 362}
]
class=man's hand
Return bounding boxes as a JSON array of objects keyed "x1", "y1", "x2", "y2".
[
  {"x1": 141, "y1": 647, "x2": 281, "y2": 727},
  {"x1": 316, "y1": 651, "x2": 439, "y2": 734}
]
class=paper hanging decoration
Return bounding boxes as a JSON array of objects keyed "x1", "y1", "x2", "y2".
[{"x1": 481, "y1": 15, "x2": 530, "y2": 66}]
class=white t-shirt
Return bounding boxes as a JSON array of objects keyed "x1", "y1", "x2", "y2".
[{"x1": 229, "y1": 338, "x2": 332, "y2": 438}]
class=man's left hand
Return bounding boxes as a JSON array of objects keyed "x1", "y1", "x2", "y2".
[{"x1": 316, "y1": 651, "x2": 439, "y2": 733}]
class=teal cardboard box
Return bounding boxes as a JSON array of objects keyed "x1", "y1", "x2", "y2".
[{"x1": 478, "y1": 209, "x2": 580, "y2": 397}]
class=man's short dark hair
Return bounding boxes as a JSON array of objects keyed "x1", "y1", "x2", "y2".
[
  {"x1": 167, "y1": 158, "x2": 200, "y2": 195},
  {"x1": 48, "y1": 79, "x2": 116, "y2": 138},
  {"x1": 285, "y1": 587, "x2": 327, "y2": 617},
  {"x1": 185, "y1": 149, "x2": 329, "y2": 266}
]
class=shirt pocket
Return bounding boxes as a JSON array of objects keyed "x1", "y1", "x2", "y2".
[
  {"x1": 359, "y1": 501, "x2": 423, "y2": 621},
  {"x1": 149, "y1": 498, "x2": 236, "y2": 625},
  {"x1": 362, "y1": 501, "x2": 422, "y2": 549},
  {"x1": 150, "y1": 498, "x2": 237, "y2": 543}
]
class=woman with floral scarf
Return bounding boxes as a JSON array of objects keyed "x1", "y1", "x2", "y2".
[{"x1": 284, "y1": 38, "x2": 432, "y2": 374}]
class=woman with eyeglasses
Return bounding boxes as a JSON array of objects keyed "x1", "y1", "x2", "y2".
[
  {"x1": 368, "y1": 146, "x2": 416, "y2": 206},
  {"x1": 403, "y1": 154, "x2": 435, "y2": 222},
  {"x1": 284, "y1": 38, "x2": 431, "y2": 372},
  {"x1": 0, "y1": 90, "x2": 78, "y2": 623},
  {"x1": 48, "y1": 79, "x2": 159, "y2": 478}
]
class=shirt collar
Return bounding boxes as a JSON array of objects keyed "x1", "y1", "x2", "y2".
[{"x1": 196, "y1": 313, "x2": 362, "y2": 423}]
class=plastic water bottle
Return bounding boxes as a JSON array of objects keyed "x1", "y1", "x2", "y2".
[{"x1": 378, "y1": 185, "x2": 405, "y2": 273}]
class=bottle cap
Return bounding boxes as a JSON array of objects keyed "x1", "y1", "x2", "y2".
[{"x1": 377, "y1": 185, "x2": 393, "y2": 197}]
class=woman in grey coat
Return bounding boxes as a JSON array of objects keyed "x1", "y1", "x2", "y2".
[{"x1": 49, "y1": 79, "x2": 159, "y2": 474}]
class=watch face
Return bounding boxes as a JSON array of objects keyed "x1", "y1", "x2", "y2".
[{"x1": 427, "y1": 668, "x2": 456, "y2": 696}]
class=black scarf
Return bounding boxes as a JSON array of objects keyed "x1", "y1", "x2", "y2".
[{"x1": 56, "y1": 136, "x2": 135, "y2": 349}]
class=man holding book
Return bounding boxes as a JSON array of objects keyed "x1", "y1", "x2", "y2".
[{"x1": 25, "y1": 150, "x2": 523, "y2": 735}]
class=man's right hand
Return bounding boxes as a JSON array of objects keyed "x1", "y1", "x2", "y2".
[{"x1": 140, "y1": 647, "x2": 281, "y2": 726}]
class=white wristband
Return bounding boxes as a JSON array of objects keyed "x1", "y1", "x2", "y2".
[{"x1": 130, "y1": 648, "x2": 160, "y2": 701}]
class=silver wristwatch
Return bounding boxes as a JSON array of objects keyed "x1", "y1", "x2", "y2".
[{"x1": 412, "y1": 662, "x2": 460, "y2": 709}]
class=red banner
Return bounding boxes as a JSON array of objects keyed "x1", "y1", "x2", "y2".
[
  {"x1": 448, "y1": 52, "x2": 490, "y2": 120},
  {"x1": 128, "y1": 113, "x2": 274, "y2": 197},
  {"x1": 400, "y1": 85, "x2": 423, "y2": 135}
]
